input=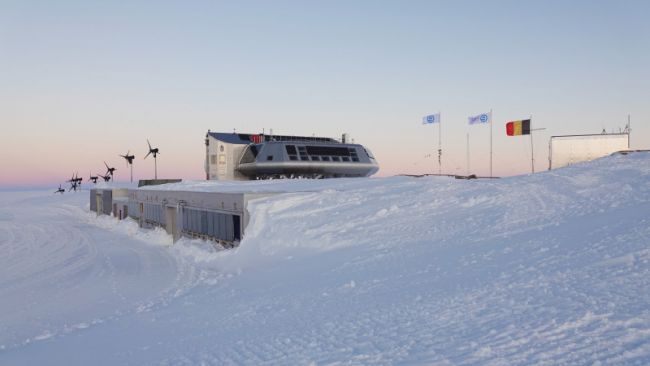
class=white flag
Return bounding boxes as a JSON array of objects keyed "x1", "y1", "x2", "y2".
[
  {"x1": 422, "y1": 113, "x2": 441, "y2": 124},
  {"x1": 468, "y1": 112, "x2": 491, "y2": 125}
]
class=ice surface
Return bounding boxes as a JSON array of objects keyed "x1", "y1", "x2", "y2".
[{"x1": 1, "y1": 153, "x2": 649, "y2": 365}]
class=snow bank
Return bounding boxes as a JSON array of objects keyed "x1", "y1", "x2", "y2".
[{"x1": 218, "y1": 152, "x2": 650, "y2": 267}]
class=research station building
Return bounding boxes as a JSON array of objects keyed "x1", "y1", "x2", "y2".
[{"x1": 205, "y1": 131, "x2": 379, "y2": 181}]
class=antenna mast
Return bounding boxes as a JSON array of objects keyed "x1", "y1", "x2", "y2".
[
  {"x1": 627, "y1": 114, "x2": 631, "y2": 148},
  {"x1": 466, "y1": 133, "x2": 470, "y2": 176}
]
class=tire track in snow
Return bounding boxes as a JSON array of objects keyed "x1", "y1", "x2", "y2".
[{"x1": 0, "y1": 192, "x2": 200, "y2": 351}]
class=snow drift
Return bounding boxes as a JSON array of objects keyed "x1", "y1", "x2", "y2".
[{"x1": 1, "y1": 152, "x2": 649, "y2": 365}]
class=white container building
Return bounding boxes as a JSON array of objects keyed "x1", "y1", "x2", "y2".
[
  {"x1": 549, "y1": 133, "x2": 629, "y2": 170},
  {"x1": 91, "y1": 185, "x2": 276, "y2": 247}
]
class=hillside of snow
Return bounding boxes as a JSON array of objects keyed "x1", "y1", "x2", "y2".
[{"x1": 1, "y1": 152, "x2": 649, "y2": 365}]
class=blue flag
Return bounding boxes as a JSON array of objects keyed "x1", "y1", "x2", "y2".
[
  {"x1": 422, "y1": 113, "x2": 441, "y2": 124},
  {"x1": 468, "y1": 112, "x2": 491, "y2": 125}
]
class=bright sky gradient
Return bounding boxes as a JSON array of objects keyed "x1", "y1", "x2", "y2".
[{"x1": 1, "y1": 0, "x2": 648, "y2": 187}]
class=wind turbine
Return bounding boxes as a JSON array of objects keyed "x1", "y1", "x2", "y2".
[
  {"x1": 104, "y1": 161, "x2": 116, "y2": 181},
  {"x1": 67, "y1": 173, "x2": 79, "y2": 192},
  {"x1": 119, "y1": 151, "x2": 135, "y2": 182},
  {"x1": 74, "y1": 173, "x2": 83, "y2": 190},
  {"x1": 144, "y1": 139, "x2": 160, "y2": 179}
]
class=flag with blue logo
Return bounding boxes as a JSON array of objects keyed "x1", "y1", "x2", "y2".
[
  {"x1": 468, "y1": 112, "x2": 491, "y2": 125},
  {"x1": 422, "y1": 113, "x2": 441, "y2": 125}
]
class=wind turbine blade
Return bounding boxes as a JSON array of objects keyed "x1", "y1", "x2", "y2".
[
  {"x1": 147, "y1": 139, "x2": 152, "y2": 150},
  {"x1": 145, "y1": 151, "x2": 151, "y2": 159}
]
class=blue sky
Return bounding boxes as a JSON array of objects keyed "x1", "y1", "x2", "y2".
[{"x1": 1, "y1": 0, "x2": 648, "y2": 185}]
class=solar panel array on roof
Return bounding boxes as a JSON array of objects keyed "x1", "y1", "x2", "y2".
[{"x1": 208, "y1": 132, "x2": 337, "y2": 145}]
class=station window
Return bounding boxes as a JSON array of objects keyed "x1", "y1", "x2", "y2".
[
  {"x1": 322, "y1": 156, "x2": 331, "y2": 161},
  {"x1": 267, "y1": 155, "x2": 274, "y2": 161},
  {"x1": 363, "y1": 148, "x2": 375, "y2": 159},
  {"x1": 306, "y1": 146, "x2": 351, "y2": 156},
  {"x1": 285, "y1": 145, "x2": 297, "y2": 155}
]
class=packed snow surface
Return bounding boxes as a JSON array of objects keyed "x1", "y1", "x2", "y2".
[{"x1": 1, "y1": 153, "x2": 649, "y2": 365}]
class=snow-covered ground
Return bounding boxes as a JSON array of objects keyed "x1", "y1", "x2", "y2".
[{"x1": 1, "y1": 153, "x2": 649, "y2": 365}]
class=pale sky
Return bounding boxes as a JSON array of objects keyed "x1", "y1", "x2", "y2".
[{"x1": 1, "y1": 0, "x2": 648, "y2": 187}]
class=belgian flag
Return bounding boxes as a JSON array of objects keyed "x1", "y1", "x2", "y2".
[{"x1": 506, "y1": 119, "x2": 531, "y2": 136}]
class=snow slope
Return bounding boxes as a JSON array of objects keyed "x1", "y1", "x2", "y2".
[{"x1": 1, "y1": 152, "x2": 649, "y2": 365}]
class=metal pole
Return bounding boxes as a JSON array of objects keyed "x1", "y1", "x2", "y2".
[
  {"x1": 438, "y1": 112, "x2": 442, "y2": 175},
  {"x1": 130, "y1": 164, "x2": 133, "y2": 183},
  {"x1": 432, "y1": 119, "x2": 436, "y2": 175},
  {"x1": 627, "y1": 114, "x2": 631, "y2": 148},
  {"x1": 530, "y1": 130, "x2": 535, "y2": 174},
  {"x1": 466, "y1": 133, "x2": 470, "y2": 176},
  {"x1": 154, "y1": 157, "x2": 158, "y2": 180},
  {"x1": 529, "y1": 126, "x2": 546, "y2": 174},
  {"x1": 489, "y1": 109, "x2": 493, "y2": 178},
  {"x1": 548, "y1": 138, "x2": 552, "y2": 171},
  {"x1": 530, "y1": 116, "x2": 535, "y2": 174}
]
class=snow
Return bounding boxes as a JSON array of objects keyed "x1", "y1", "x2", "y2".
[
  {"x1": 1, "y1": 152, "x2": 649, "y2": 365},
  {"x1": 93, "y1": 181, "x2": 139, "y2": 190}
]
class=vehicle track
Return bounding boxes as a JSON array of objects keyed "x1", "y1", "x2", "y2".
[{"x1": 0, "y1": 192, "x2": 199, "y2": 350}]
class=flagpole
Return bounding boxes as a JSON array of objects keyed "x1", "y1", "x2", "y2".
[
  {"x1": 529, "y1": 122, "x2": 546, "y2": 174},
  {"x1": 530, "y1": 115, "x2": 534, "y2": 174},
  {"x1": 438, "y1": 111, "x2": 442, "y2": 175},
  {"x1": 490, "y1": 109, "x2": 493, "y2": 178},
  {"x1": 466, "y1": 133, "x2": 470, "y2": 176},
  {"x1": 431, "y1": 114, "x2": 435, "y2": 174}
]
